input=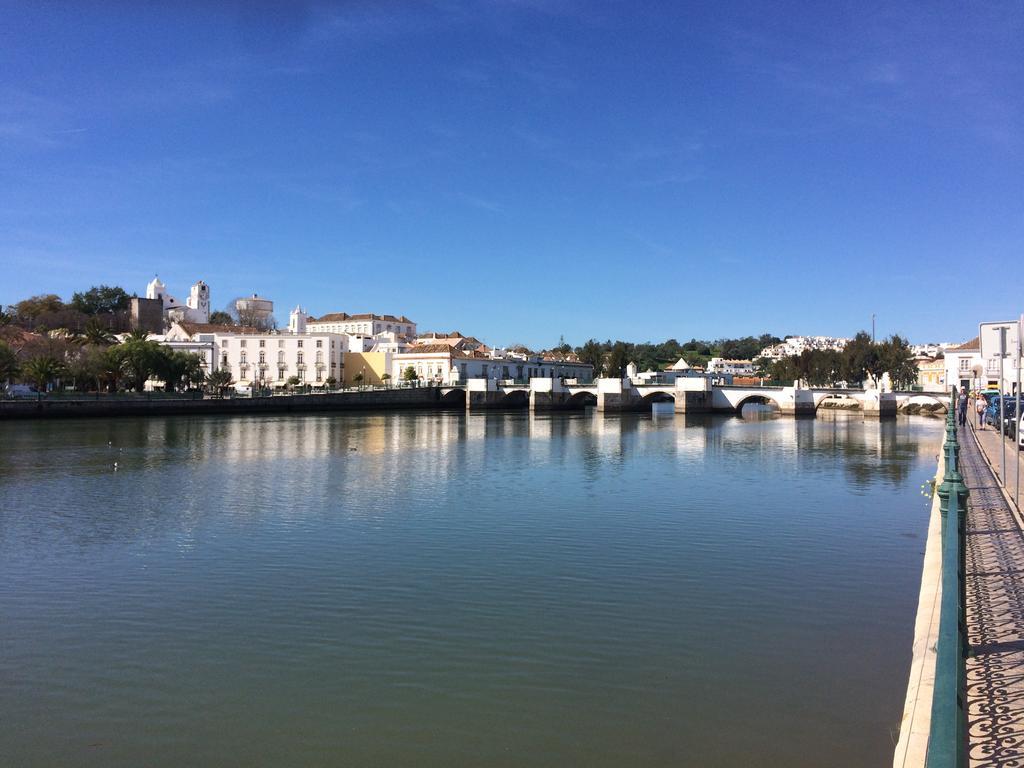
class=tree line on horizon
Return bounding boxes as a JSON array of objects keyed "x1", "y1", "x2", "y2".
[{"x1": 559, "y1": 331, "x2": 917, "y2": 389}]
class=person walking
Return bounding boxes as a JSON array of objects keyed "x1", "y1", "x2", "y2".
[
  {"x1": 958, "y1": 390, "x2": 968, "y2": 427},
  {"x1": 977, "y1": 392, "x2": 987, "y2": 429}
]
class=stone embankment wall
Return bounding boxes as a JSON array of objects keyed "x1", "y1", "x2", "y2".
[{"x1": 0, "y1": 388, "x2": 460, "y2": 420}]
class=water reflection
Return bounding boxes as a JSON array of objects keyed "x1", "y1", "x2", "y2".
[{"x1": 0, "y1": 411, "x2": 942, "y2": 768}]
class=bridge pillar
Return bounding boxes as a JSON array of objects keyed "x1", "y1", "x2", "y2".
[
  {"x1": 779, "y1": 385, "x2": 816, "y2": 417},
  {"x1": 465, "y1": 379, "x2": 504, "y2": 411},
  {"x1": 674, "y1": 377, "x2": 712, "y2": 413},
  {"x1": 596, "y1": 378, "x2": 642, "y2": 413},
  {"x1": 528, "y1": 378, "x2": 579, "y2": 411},
  {"x1": 861, "y1": 390, "x2": 897, "y2": 419}
]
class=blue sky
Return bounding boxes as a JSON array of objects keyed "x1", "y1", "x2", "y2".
[{"x1": 1, "y1": 1, "x2": 1021, "y2": 348}]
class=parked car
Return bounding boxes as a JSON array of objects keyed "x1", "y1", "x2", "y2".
[
  {"x1": 984, "y1": 395, "x2": 1019, "y2": 427},
  {"x1": 3, "y1": 383, "x2": 38, "y2": 398}
]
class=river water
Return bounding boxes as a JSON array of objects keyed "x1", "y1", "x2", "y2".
[{"x1": 0, "y1": 410, "x2": 941, "y2": 767}]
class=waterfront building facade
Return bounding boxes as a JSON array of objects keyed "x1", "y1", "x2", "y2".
[
  {"x1": 706, "y1": 357, "x2": 757, "y2": 376},
  {"x1": 308, "y1": 312, "x2": 416, "y2": 338},
  {"x1": 392, "y1": 346, "x2": 593, "y2": 385},
  {"x1": 164, "y1": 322, "x2": 345, "y2": 387}
]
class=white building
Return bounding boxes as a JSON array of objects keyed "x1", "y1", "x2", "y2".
[
  {"x1": 308, "y1": 312, "x2": 417, "y2": 338},
  {"x1": 146, "y1": 277, "x2": 211, "y2": 324},
  {"x1": 943, "y1": 337, "x2": 989, "y2": 392},
  {"x1": 164, "y1": 319, "x2": 346, "y2": 387},
  {"x1": 706, "y1": 357, "x2": 757, "y2": 376},
  {"x1": 392, "y1": 346, "x2": 593, "y2": 385},
  {"x1": 759, "y1": 336, "x2": 850, "y2": 360}
]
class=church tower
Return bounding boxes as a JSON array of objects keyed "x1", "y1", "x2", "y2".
[
  {"x1": 288, "y1": 305, "x2": 307, "y2": 334},
  {"x1": 187, "y1": 281, "x2": 210, "y2": 323}
]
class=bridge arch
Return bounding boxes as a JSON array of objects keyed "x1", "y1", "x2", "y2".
[
  {"x1": 568, "y1": 391, "x2": 597, "y2": 407},
  {"x1": 640, "y1": 390, "x2": 675, "y2": 404},
  {"x1": 898, "y1": 393, "x2": 949, "y2": 414},
  {"x1": 440, "y1": 388, "x2": 466, "y2": 405},
  {"x1": 815, "y1": 394, "x2": 861, "y2": 413},
  {"x1": 499, "y1": 390, "x2": 529, "y2": 408},
  {"x1": 734, "y1": 394, "x2": 783, "y2": 413}
]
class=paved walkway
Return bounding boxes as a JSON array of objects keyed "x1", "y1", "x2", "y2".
[
  {"x1": 961, "y1": 420, "x2": 1024, "y2": 766},
  {"x1": 970, "y1": 419, "x2": 1024, "y2": 515}
]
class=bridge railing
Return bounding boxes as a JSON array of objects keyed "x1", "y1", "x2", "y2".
[{"x1": 927, "y1": 387, "x2": 968, "y2": 767}]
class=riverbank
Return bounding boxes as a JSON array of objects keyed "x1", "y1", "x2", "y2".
[{"x1": 0, "y1": 387, "x2": 463, "y2": 420}]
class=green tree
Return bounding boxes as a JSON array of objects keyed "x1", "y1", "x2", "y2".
[
  {"x1": 879, "y1": 334, "x2": 918, "y2": 390},
  {"x1": 156, "y1": 350, "x2": 206, "y2": 392},
  {"x1": 208, "y1": 310, "x2": 234, "y2": 325},
  {"x1": 402, "y1": 366, "x2": 418, "y2": 382},
  {"x1": 207, "y1": 369, "x2": 233, "y2": 396},
  {"x1": 0, "y1": 341, "x2": 19, "y2": 383},
  {"x1": 70, "y1": 285, "x2": 130, "y2": 315},
  {"x1": 14, "y1": 294, "x2": 64, "y2": 322},
  {"x1": 603, "y1": 342, "x2": 630, "y2": 378},
  {"x1": 576, "y1": 339, "x2": 606, "y2": 375},
  {"x1": 842, "y1": 331, "x2": 877, "y2": 386},
  {"x1": 82, "y1": 318, "x2": 116, "y2": 346},
  {"x1": 381, "y1": 373, "x2": 392, "y2": 387},
  {"x1": 353, "y1": 372, "x2": 364, "y2": 386},
  {"x1": 21, "y1": 355, "x2": 66, "y2": 391},
  {"x1": 112, "y1": 339, "x2": 166, "y2": 391}
]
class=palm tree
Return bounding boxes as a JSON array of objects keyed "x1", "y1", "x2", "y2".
[
  {"x1": 206, "y1": 369, "x2": 233, "y2": 397},
  {"x1": 21, "y1": 355, "x2": 66, "y2": 392},
  {"x1": 83, "y1": 319, "x2": 116, "y2": 346},
  {"x1": 381, "y1": 372, "x2": 392, "y2": 388},
  {"x1": 124, "y1": 327, "x2": 150, "y2": 342},
  {"x1": 0, "y1": 341, "x2": 18, "y2": 384}
]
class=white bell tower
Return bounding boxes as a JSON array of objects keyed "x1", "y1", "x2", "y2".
[
  {"x1": 289, "y1": 305, "x2": 308, "y2": 334},
  {"x1": 187, "y1": 280, "x2": 210, "y2": 323}
]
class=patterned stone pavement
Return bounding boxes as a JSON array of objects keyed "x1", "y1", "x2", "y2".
[{"x1": 961, "y1": 426, "x2": 1024, "y2": 767}]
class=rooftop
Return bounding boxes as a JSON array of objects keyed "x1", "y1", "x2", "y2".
[{"x1": 310, "y1": 312, "x2": 413, "y2": 324}]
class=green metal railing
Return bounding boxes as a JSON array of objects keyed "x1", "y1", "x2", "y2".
[{"x1": 927, "y1": 387, "x2": 969, "y2": 767}]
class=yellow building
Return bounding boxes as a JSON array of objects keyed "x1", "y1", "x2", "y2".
[
  {"x1": 916, "y1": 356, "x2": 945, "y2": 392},
  {"x1": 343, "y1": 351, "x2": 391, "y2": 386}
]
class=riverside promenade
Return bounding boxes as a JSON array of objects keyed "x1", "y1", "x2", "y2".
[
  {"x1": 962, "y1": 420, "x2": 1024, "y2": 766},
  {"x1": 895, "y1": 410, "x2": 1024, "y2": 767}
]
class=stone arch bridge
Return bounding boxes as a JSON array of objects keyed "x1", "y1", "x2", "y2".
[{"x1": 446, "y1": 378, "x2": 948, "y2": 418}]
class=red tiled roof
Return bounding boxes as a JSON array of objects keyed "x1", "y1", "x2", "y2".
[
  {"x1": 397, "y1": 344, "x2": 454, "y2": 355},
  {"x1": 949, "y1": 336, "x2": 980, "y2": 351},
  {"x1": 310, "y1": 312, "x2": 413, "y2": 324},
  {"x1": 178, "y1": 323, "x2": 270, "y2": 336}
]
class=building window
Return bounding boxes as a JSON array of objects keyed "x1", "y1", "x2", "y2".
[
  {"x1": 240, "y1": 340, "x2": 247, "y2": 348},
  {"x1": 959, "y1": 358, "x2": 971, "y2": 372},
  {"x1": 316, "y1": 339, "x2": 322, "y2": 348},
  {"x1": 259, "y1": 340, "x2": 265, "y2": 347},
  {"x1": 278, "y1": 351, "x2": 285, "y2": 363},
  {"x1": 221, "y1": 339, "x2": 228, "y2": 348},
  {"x1": 297, "y1": 340, "x2": 303, "y2": 348},
  {"x1": 278, "y1": 340, "x2": 284, "y2": 348},
  {"x1": 240, "y1": 352, "x2": 247, "y2": 364},
  {"x1": 221, "y1": 354, "x2": 228, "y2": 366},
  {"x1": 278, "y1": 367, "x2": 286, "y2": 380},
  {"x1": 316, "y1": 370, "x2": 322, "y2": 382},
  {"x1": 316, "y1": 351, "x2": 323, "y2": 364},
  {"x1": 297, "y1": 352, "x2": 304, "y2": 364},
  {"x1": 259, "y1": 352, "x2": 265, "y2": 364}
]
